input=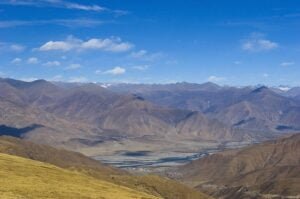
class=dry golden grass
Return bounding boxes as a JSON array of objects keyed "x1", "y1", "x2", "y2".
[
  {"x1": 0, "y1": 153, "x2": 161, "y2": 199},
  {"x1": 0, "y1": 136, "x2": 210, "y2": 199}
]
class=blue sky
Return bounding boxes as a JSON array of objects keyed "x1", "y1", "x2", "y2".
[{"x1": 0, "y1": 0, "x2": 299, "y2": 86}]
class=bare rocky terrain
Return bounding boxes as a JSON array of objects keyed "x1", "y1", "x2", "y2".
[{"x1": 172, "y1": 133, "x2": 300, "y2": 199}]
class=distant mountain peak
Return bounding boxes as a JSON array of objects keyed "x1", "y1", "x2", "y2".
[{"x1": 251, "y1": 86, "x2": 269, "y2": 93}]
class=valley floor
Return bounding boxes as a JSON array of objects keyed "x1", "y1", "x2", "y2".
[{"x1": 80, "y1": 137, "x2": 254, "y2": 172}]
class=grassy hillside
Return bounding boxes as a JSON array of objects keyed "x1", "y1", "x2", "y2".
[
  {"x1": 0, "y1": 153, "x2": 160, "y2": 199},
  {"x1": 0, "y1": 136, "x2": 210, "y2": 199}
]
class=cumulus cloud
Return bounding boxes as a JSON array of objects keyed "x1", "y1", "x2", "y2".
[
  {"x1": 103, "y1": 66, "x2": 126, "y2": 75},
  {"x1": 11, "y1": 57, "x2": 22, "y2": 64},
  {"x1": 39, "y1": 36, "x2": 78, "y2": 51},
  {"x1": 81, "y1": 37, "x2": 133, "y2": 52},
  {"x1": 207, "y1": 75, "x2": 225, "y2": 82},
  {"x1": 39, "y1": 36, "x2": 133, "y2": 52},
  {"x1": 27, "y1": 57, "x2": 39, "y2": 64},
  {"x1": 280, "y1": 62, "x2": 295, "y2": 66},
  {"x1": 43, "y1": 61, "x2": 61, "y2": 67},
  {"x1": 242, "y1": 33, "x2": 278, "y2": 52}
]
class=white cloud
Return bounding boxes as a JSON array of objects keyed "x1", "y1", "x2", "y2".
[
  {"x1": 40, "y1": 41, "x2": 74, "y2": 51},
  {"x1": 132, "y1": 65, "x2": 149, "y2": 71},
  {"x1": 10, "y1": 44, "x2": 25, "y2": 52},
  {"x1": 27, "y1": 57, "x2": 39, "y2": 64},
  {"x1": 68, "y1": 76, "x2": 88, "y2": 83},
  {"x1": 39, "y1": 36, "x2": 79, "y2": 51},
  {"x1": 43, "y1": 61, "x2": 61, "y2": 67},
  {"x1": 280, "y1": 62, "x2": 295, "y2": 66},
  {"x1": 242, "y1": 33, "x2": 278, "y2": 52},
  {"x1": 11, "y1": 57, "x2": 22, "y2": 64},
  {"x1": 207, "y1": 75, "x2": 225, "y2": 82},
  {"x1": 66, "y1": 63, "x2": 81, "y2": 70},
  {"x1": 81, "y1": 37, "x2": 133, "y2": 52},
  {"x1": 103, "y1": 66, "x2": 126, "y2": 75},
  {"x1": 39, "y1": 36, "x2": 133, "y2": 52},
  {"x1": 63, "y1": 2, "x2": 105, "y2": 11}
]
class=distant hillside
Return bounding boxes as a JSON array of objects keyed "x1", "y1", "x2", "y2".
[
  {"x1": 0, "y1": 136, "x2": 209, "y2": 199},
  {"x1": 175, "y1": 133, "x2": 300, "y2": 198}
]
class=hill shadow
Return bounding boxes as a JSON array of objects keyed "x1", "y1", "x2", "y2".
[{"x1": 0, "y1": 124, "x2": 43, "y2": 138}]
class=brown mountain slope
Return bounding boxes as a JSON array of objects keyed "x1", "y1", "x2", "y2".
[
  {"x1": 44, "y1": 84, "x2": 251, "y2": 141},
  {"x1": 0, "y1": 97, "x2": 105, "y2": 148},
  {"x1": 214, "y1": 87, "x2": 300, "y2": 133},
  {"x1": 0, "y1": 78, "x2": 64, "y2": 106},
  {"x1": 0, "y1": 136, "x2": 210, "y2": 199},
  {"x1": 175, "y1": 133, "x2": 300, "y2": 198}
]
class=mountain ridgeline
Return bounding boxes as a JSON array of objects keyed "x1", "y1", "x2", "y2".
[
  {"x1": 109, "y1": 82, "x2": 300, "y2": 135},
  {"x1": 0, "y1": 78, "x2": 263, "y2": 150}
]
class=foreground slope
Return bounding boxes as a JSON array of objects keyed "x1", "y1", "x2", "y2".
[
  {"x1": 0, "y1": 136, "x2": 209, "y2": 199},
  {"x1": 0, "y1": 153, "x2": 160, "y2": 199},
  {"x1": 175, "y1": 133, "x2": 300, "y2": 198}
]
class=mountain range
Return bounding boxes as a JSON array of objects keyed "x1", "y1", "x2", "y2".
[
  {"x1": 109, "y1": 82, "x2": 300, "y2": 135},
  {"x1": 0, "y1": 78, "x2": 258, "y2": 150}
]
